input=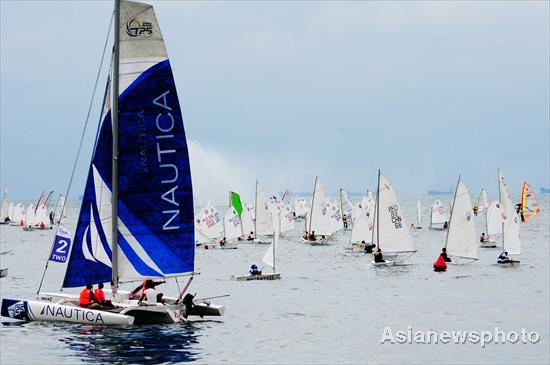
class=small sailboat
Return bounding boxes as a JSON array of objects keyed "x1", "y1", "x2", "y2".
[
  {"x1": 23, "y1": 204, "x2": 35, "y2": 231},
  {"x1": 10, "y1": 203, "x2": 25, "y2": 226},
  {"x1": 520, "y1": 181, "x2": 541, "y2": 222},
  {"x1": 442, "y1": 176, "x2": 478, "y2": 263},
  {"x1": 497, "y1": 170, "x2": 521, "y2": 266},
  {"x1": 1, "y1": 0, "x2": 224, "y2": 325},
  {"x1": 293, "y1": 197, "x2": 309, "y2": 220},
  {"x1": 53, "y1": 195, "x2": 67, "y2": 224},
  {"x1": 347, "y1": 191, "x2": 375, "y2": 250},
  {"x1": 481, "y1": 200, "x2": 503, "y2": 248},
  {"x1": 429, "y1": 198, "x2": 448, "y2": 230},
  {"x1": 221, "y1": 207, "x2": 242, "y2": 248},
  {"x1": 303, "y1": 177, "x2": 333, "y2": 244},
  {"x1": 254, "y1": 181, "x2": 274, "y2": 243},
  {"x1": 475, "y1": 188, "x2": 490, "y2": 215},
  {"x1": 0, "y1": 186, "x2": 9, "y2": 224},
  {"x1": 339, "y1": 189, "x2": 354, "y2": 229},
  {"x1": 232, "y1": 215, "x2": 281, "y2": 281},
  {"x1": 371, "y1": 171, "x2": 416, "y2": 266},
  {"x1": 241, "y1": 202, "x2": 255, "y2": 240},
  {"x1": 195, "y1": 201, "x2": 223, "y2": 246}
]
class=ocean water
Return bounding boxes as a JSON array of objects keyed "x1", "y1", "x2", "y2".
[{"x1": 0, "y1": 195, "x2": 548, "y2": 364}]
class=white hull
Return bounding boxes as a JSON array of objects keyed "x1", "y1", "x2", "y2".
[
  {"x1": 300, "y1": 237, "x2": 328, "y2": 245},
  {"x1": 497, "y1": 260, "x2": 521, "y2": 267},
  {"x1": 1, "y1": 299, "x2": 134, "y2": 325},
  {"x1": 429, "y1": 227, "x2": 446, "y2": 231},
  {"x1": 371, "y1": 260, "x2": 410, "y2": 267},
  {"x1": 480, "y1": 241, "x2": 498, "y2": 248},
  {"x1": 231, "y1": 273, "x2": 281, "y2": 281},
  {"x1": 0, "y1": 268, "x2": 7, "y2": 278}
]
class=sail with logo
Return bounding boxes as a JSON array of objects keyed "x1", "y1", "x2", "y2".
[{"x1": 2, "y1": 0, "x2": 224, "y2": 326}]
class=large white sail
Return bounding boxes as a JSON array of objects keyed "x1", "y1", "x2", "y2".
[
  {"x1": 486, "y1": 200, "x2": 503, "y2": 237},
  {"x1": 7, "y1": 202, "x2": 14, "y2": 222},
  {"x1": 416, "y1": 200, "x2": 422, "y2": 226},
  {"x1": 477, "y1": 189, "x2": 489, "y2": 213},
  {"x1": 223, "y1": 207, "x2": 242, "y2": 241},
  {"x1": 430, "y1": 198, "x2": 448, "y2": 226},
  {"x1": 328, "y1": 199, "x2": 343, "y2": 233},
  {"x1": 35, "y1": 205, "x2": 51, "y2": 228},
  {"x1": 241, "y1": 203, "x2": 255, "y2": 236},
  {"x1": 293, "y1": 197, "x2": 309, "y2": 218},
  {"x1": 25, "y1": 204, "x2": 35, "y2": 227},
  {"x1": 196, "y1": 201, "x2": 223, "y2": 239},
  {"x1": 445, "y1": 179, "x2": 477, "y2": 259},
  {"x1": 12, "y1": 203, "x2": 25, "y2": 224},
  {"x1": 0, "y1": 187, "x2": 8, "y2": 222},
  {"x1": 498, "y1": 170, "x2": 521, "y2": 255},
  {"x1": 373, "y1": 173, "x2": 415, "y2": 253},
  {"x1": 53, "y1": 195, "x2": 67, "y2": 223},
  {"x1": 255, "y1": 181, "x2": 274, "y2": 236},
  {"x1": 350, "y1": 197, "x2": 375, "y2": 244},
  {"x1": 262, "y1": 214, "x2": 279, "y2": 270},
  {"x1": 279, "y1": 202, "x2": 295, "y2": 233},
  {"x1": 307, "y1": 178, "x2": 333, "y2": 236},
  {"x1": 340, "y1": 189, "x2": 354, "y2": 217}
]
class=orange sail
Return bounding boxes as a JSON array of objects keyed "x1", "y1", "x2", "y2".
[{"x1": 521, "y1": 182, "x2": 541, "y2": 222}]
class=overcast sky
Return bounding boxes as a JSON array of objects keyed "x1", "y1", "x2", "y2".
[{"x1": 1, "y1": 1, "x2": 548, "y2": 204}]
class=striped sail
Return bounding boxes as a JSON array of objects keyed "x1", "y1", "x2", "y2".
[
  {"x1": 63, "y1": 0, "x2": 193, "y2": 287},
  {"x1": 521, "y1": 182, "x2": 541, "y2": 222}
]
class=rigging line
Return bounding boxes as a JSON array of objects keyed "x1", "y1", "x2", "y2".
[{"x1": 37, "y1": 11, "x2": 115, "y2": 295}]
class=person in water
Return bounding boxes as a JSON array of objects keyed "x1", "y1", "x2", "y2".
[
  {"x1": 79, "y1": 284, "x2": 103, "y2": 310},
  {"x1": 497, "y1": 251, "x2": 511, "y2": 264},
  {"x1": 443, "y1": 221, "x2": 449, "y2": 229},
  {"x1": 247, "y1": 231, "x2": 254, "y2": 241},
  {"x1": 249, "y1": 264, "x2": 261, "y2": 276},
  {"x1": 440, "y1": 247, "x2": 452, "y2": 262},
  {"x1": 480, "y1": 233, "x2": 487, "y2": 243},
  {"x1": 138, "y1": 280, "x2": 165, "y2": 305},
  {"x1": 373, "y1": 248, "x2": 385, "y2": 263},
  {"x1": 94, "y1": 283, "x2": 113, "y2": 308},
  {"x1": 308, "y1": 231, "x2": 317, "y2": 241}
]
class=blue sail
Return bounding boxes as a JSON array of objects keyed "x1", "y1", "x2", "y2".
[{"x1": 63, "y1": 0, "x2": 194, "y2": 288}]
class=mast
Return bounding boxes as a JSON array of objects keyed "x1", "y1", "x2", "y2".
[
  {"x1": 308, "y1": 177, "x2": 318, "y2": 235},
  {"x1": 375, "y1": 169, "x2": 380, "y2": 250},
  {"x1": 444, "y1": 175, "x2": 460, "y2": 250},
  {"x1": 254, "y1": 181, "x2": 258, "y2": 237},
  {"x1": 111, "y1": 0, "x2": 120, "y2": 293},
  {"x1": 497, "y1": 168, "x2": 504, "y2": 250},
  {"x1": 339, "y1": 189, "x2": 344, "y2": 222}
]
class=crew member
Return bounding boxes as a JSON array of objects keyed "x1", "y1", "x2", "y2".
[
  {"x1": 373, "y1": 248, "x2": 385, "y2": 263},
  {"x1": 80, "y1": 284, "x2": 102, "y2": 309},
  {"x1": 94, "y1": 283, "x2": 113, "y2": 307},
  {"x1": 440, "y1": 247, "x2": 452, "y2": 262}
]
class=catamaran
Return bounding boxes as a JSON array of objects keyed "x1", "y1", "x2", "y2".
[
  {"x1": 371, "y1": 171, "x2": 416, "y2": 266},
  {"x1": 429, "y1": 198, "x2": 448, "y2": 230},
  {"x1": 441, "y1": 176, "x2": 478, "y2": 263},
  {"x1": 497, "y1": 170, "x2": 521, "y2": 266},
  {"x1": 232, "y1": 215, "x2": 281, "y2": 281},
  {"x1": 520, "y1": 181, "x2": 541, "y2": 222},
  {"x1": 1, "y1": 0, "x2": 224, "y2": 325}
]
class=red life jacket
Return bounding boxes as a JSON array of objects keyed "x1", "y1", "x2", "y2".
[
  {"x1": 433, "y1": 255, "x2": 447, "y2": 270},
  {"x1": 79, "y1": 288, "x2": 92, "y2": 307},
  {"x1": 94, "y1": 288, "x2": 106, "y2": 303}
]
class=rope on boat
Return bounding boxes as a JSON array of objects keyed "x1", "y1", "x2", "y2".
[{"x1": 37, "y1": 11, "x2": 115, "y2": 295}]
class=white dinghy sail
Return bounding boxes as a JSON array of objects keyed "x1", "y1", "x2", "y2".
[
  {"x1": 498, "y1": 170, "x2": 521, "y2": 256},
  {"x1": 372, "y1": 171, "x2": 415, "y2": 264},
  {"x1": 0, "y1": 187, "x2": 9, "y2": 224},
  {"x1": 255, "y1": 181, "x2": 274, "y2": 238},
  {"x1": 444, "y1": 176, "x2": 478, "y2": 261},
  {"x1": 429, "y1": 198, "x2": 448, "y2": 230}
]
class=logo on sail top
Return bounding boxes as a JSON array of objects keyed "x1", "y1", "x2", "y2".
[{"x1": 126, "y1": 18, "x2": 153, "y2": 38}]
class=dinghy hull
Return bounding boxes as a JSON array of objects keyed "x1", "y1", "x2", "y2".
[
  {"x1": 0, "y1": 268, "x2": 7, "y2": 278},
  {"x1": 371, "y1": 261, "x2": 409, "y2": 267},
  {"x1": 480, "y1": 241, "x2": 497, "y2": 248},
  {"x1": 497, "y1": 260, "x2": 521, "y2": 267},
  {"x1": 1, "y1": 299, "x2": 134, "y2": 325},
  {"x1": 231, "y1": 273, "x2": 281, "y2": 281}
]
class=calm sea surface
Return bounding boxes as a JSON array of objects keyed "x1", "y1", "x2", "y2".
[{"x1": 1, "y1": 195, "x2": 548, "y2": 364}]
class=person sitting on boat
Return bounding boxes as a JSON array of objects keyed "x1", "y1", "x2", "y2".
[
  {"x1": 480, "y1": 233, "x2": 487, "y2": 243},
  {"x1": 130, "y1": 279, "x2": 166, "y2": 299},
  {"x1": 443, "y1": 221, "x2": 449, "y2": 229},
  {"x1": 364, "y1": 242, "x2": 376, "y2": 254},
  {"x1": 473, "y1": 205, "x2": 478, "y2": 216},
  {"x1": 440, "y1": 248, "x2": 452, "y2": 262},
  {"x1": 515, "y1": 203, "x2": 522, "y2": 214},
  {"x1": 219, "y1": 237, "x2": 226, "y2": 246},
  {"x1": 49, "y1": 211, "x2": 54, "y2": 225},
  {"x1": 343, "y1": 215, "x2": 348, "y2": 229},
  {"x1": 249, "y1": 264, "x2": 262, "y2": 276},
  {"x1": 373, "y1": 248, "x2": 385, "y2": 263},
  {"x1": 303, "y1": 231, "x2": 308, "y2": 240},
  {"x1": 138, "y1": 280, "x2": 165, "y2": 306},
  {"x1": 247, "y1": 231, "x2": 254, "y2": 241},
  {"x1": 308, "y1": 231, "x2": 317, "y2": 241},
  {"x1": 497, "y1": 251, "x2": 511, "y2": 264},
  {"x1": 410, "y1": 223, "x2": 416, "y2": 229},
  {"x1": 79, "y1": 284, "x2": 103, "y2": 310},
  {"x1": 94, "y1": 283, "x2": 113, "y2": 308}
]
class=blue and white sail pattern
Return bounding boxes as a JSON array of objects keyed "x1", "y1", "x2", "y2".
[{"x1": 63, "y1": 0, "x2": 194, "y2": 287}]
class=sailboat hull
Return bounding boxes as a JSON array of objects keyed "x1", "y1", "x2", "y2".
[
  {"x1": 1, "y1": 299, "x2": 134, "y2": 325},
  {"x1": 371, "y1": 260, "x2": 410, "y2": 267},
  {"x1": 300, "y1": 237, "x2": 328, "y2": 245},
  {"x1": 231, "y1": 273, "x2": 281, "y2": 281},
  {"x1": 480, "y1": 241, "x2": 498, "y2": 248},
  {"x1": 497, "y1": 260, "x2": 521, "y2": 267},
  {"x1": 0, "y1": 268, "x2": 7, "y2": 278}
]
